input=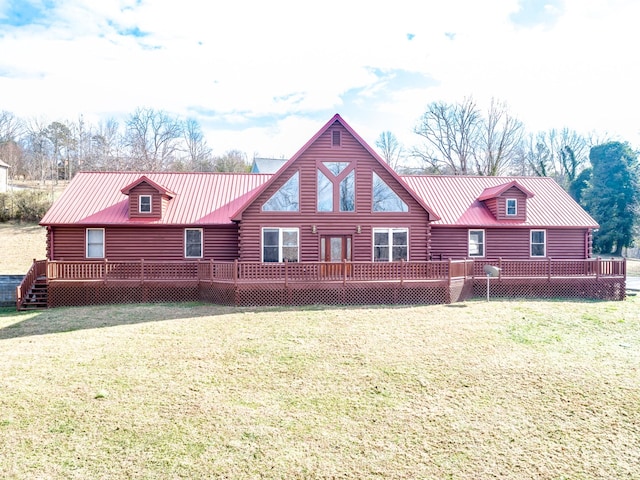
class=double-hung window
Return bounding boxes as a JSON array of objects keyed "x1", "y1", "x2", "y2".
[
  {"x1": 506, "y1": 198, "x2": 517, "y2": 216},
  {"x1": 185, "y1": 228, "x2": 203, "y2": 258},
  {"x1": 530, "y1": 230, "x2": 546, "y2": 257},
  {"x1": 262, "y1": 228, "x2": 299, "y2": 262},
  {"x1": 139, "y1": 195, "x2": 152, "y2": 213},
  {"x1": 373, "y1": 228, "x2": 408, "y2": 262},
  {"x1": 469, "y1": 230, "x2": 485, "y2": 257},
  {"x1": 86, "y1": 228, "x2": 105, "y2": 258}
]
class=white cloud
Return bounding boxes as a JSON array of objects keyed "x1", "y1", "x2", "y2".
[{"x1": 0, "y1": 0, "x2": 639, "y2": 158}]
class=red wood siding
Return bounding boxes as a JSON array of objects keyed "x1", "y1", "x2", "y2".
[
  {"x1": 238, "y1": 121, "x2": 431, "y2": 262},
  {"x1": 127, "y1": 183, "x2": 163, "y2": 219},
  {"x1": 497, "y1": 187, "x2": 527, "y2": 221},
  {"x1": 48, "y1": 225, "x2": 239, "y2": 261},
  {"x1": 430, "y1": 227, "x2": 591, "y2": 260}
]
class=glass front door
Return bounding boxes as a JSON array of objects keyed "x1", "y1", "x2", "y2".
[{"x1": 320, "y1": 235, "x2": 352, "y2": 278}]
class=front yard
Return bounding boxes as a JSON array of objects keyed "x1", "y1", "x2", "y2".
[{"x1": 1, "y1": 298, "x2": 638, "y2": 479}]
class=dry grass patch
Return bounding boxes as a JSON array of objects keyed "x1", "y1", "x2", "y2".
[
  {"x1": 0, "y1": 222, "x2": 46, "y2": 274},
  {"x1": 1, "y1": 298, "x2": 639, "y2": 479}
]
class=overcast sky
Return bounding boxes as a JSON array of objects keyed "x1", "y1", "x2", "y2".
[{"x1": 1, "y1": 0, "x2": 638, "y2": 159}]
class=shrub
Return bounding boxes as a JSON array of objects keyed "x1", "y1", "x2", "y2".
[{"x1": 0, "y1": 190, "x2": 52, "y2": 223}]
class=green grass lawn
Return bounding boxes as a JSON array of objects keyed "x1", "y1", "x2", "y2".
[{"x1": 1, "y1": 299, "x2": 638, "y2": 479}]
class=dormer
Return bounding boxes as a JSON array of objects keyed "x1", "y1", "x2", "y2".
[
  {"x1": 120, "y1": 176, "x2": 175, "y2": 220},
  {"x1": 477, "y1": 181, "x2": 534, "y2": 221}
]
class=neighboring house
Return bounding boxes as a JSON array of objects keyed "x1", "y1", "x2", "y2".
[
  {"x1": 0, "y1": 159, "x2": 9, "y2": 193},
  {"x1": 250, "y1": 157, "x2": 287, "y2": 173},
  {"x1": 27, "y1": 114, "x2": 621, "y2": 309},
  {"x1": 40, "y1": 114, "x2": 597, "y2": 264}
]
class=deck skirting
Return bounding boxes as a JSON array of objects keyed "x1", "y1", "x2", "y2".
[{"x1": 45, "y1": 275, "x2": 625, "y2": 308}]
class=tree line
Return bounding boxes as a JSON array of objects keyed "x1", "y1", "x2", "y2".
[
  {"x1": 0, "y1": 107, "x2": 249, "y2": 183},
  {"x1": 375, "y1": 97, "x2": 639, "y2": 256},
  {"x1": 2, "y1": 100, "x2": 638, "y2": 255}
]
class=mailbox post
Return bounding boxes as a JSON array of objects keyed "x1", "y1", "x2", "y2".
[{"x1": 483, "y1": 264, "x2": 501, "y2": 301}]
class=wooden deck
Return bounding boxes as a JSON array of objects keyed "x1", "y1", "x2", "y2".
[{"x1": 17, "y1": 258, "x2": 627, "y2": 309}]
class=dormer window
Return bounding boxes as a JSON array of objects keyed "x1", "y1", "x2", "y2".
[
  {"x1": 506, "y1": 198, "x2": 517, "y2": 216},
  {"x1": 139, "y1": 195, "x2": 152, "y2": 213}
]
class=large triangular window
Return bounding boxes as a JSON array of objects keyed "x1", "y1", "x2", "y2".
[
  {"x1": 317, "y1": 162, "x2": 355, "y2": 212},
  {"x1": 262, "y1": 172, "x2": 299, "y2": 211},
  {"x1": 372, "y1": 172, "x2": 408, "y2": 212}
]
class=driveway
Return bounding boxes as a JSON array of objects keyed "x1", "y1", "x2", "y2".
[{"x1": 627, "y1": 276, "x2": 640, "y2": 292}]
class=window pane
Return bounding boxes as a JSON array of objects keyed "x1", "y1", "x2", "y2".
[
  {"x1": 282, "y1": 247, "x2": 298, "y2": 262},
  {"x1": 374, "y1": 246, "x2": 389, "y2": 262},
  {"x1": 323, "y1": 161, "x2": 349, "y2": 176},
  {"x1": 374, "y1": 231, "x2": 389, "y2": 246},
  {"x1": 339, "y1": 170, "x2": 355, "y2": 211},
  {"x1": 392, "y1": 230, "x2": 407, "y2": 246},
  {"x1": 531, "y1": 231, "x2": 545, "y2": 244},
  {"x1": 263, "y1": 229, "x2": 278, "y2": 246},
  {"x1": 373, "y1": 172, "x2": 408, "y2": 212},
  {"x1": 87, "y1": 229, "x2": 104, "y2": 258},
  {"x1": 392, "y1": 246, "x2": 408, "y2": 261},
  {"x1": 469, "y1": 230, "x2": 484, "y2": 256},
  {"x1": 263, "y1": 172, "x2": 299, "y2": 211},
  {"x1": 507, "y1": 199, "x2": 516, "y2": 215},
  {"x1": 531, "y1": 244, "x2": 545, "y2": 256},
  {"x1": 282, "y1": 230, "x2": 298, "y2": 247},
  {"x1": 263, "y1": 247, "x2": 279, "y2": 262},
  {"x1": 317, "y1": 170, "x2": 333, "y2": 211},
  {"x1": 140, "y1": 196, "x2": 151, "y2": 212},
  {"x1": 185, "y1": 229, "x2": 202, "y2": 257}
]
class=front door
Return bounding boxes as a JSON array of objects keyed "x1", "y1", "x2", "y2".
[{"x1": 321, "y1": 236, "x2": 352, "y2": 278}]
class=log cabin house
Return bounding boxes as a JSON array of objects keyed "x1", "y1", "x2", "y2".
[{"x1": 18, "y1": 114, "x2": 625, "y2": 309}]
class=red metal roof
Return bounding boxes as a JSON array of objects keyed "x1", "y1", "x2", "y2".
[
  {"x1": 477, "y1": 180, "x2": 534, "y2": 201},
  {"x1": 401, "y1": 175, "x2": 598, "y2": 228},
  {"x1": 40, "y1": 172, "x2": 271, "y2": 226}
]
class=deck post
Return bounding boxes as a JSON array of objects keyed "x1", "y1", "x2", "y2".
[
  {"x1": 104, "y1": 258, "x2": 108, "y2": 284},
  {"x1": 548, "y1": 257, "x2": 552, "y2": 281},
  {"x1": 284, "y1": 259, "x2": 288, "y2": 287},
  {"x1": 210, "y1": 258, "x2": 214, "y2": 281},
  {"x1": 448, "y1": 258, "x2": 452, "y2": 287},
  {"x1": 233, "y1": 259, "x2": 238, "y2": 286},
  {"x1": 141, "y1": 259, "x2": 145, "y2": 282},
  {"x1": 596, "y1": 257, "x2": 601, "y2": 280},
  {"x1": 498, "y1": 258, "x2": 502, "y2": 280},
  {"x1": 343, "y1": 259, "x2": 347, "y2": 286},
  {"x1": 400, "y1": 259, "x2": 404, "y2": 286}
]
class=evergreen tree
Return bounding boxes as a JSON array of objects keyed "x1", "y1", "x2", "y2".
[{"x1": 582, "y1": 142, "x2": 639, "y2": 255}]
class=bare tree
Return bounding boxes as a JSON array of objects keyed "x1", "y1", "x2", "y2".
[
  {"x1": 375, "y1": 131, "x2": 404, "y2": 171},
  {"x1": 24, "y1": 118, "x2": 51, "y2": 184},
  {"x1": 183, "y1": 118, "x2": 213, "y2": 171},
  {"x1": 476, "y1": 99, "x2": 524, "y2": 176},
  {"x1": 91, "y1": 119, "x2": 124, "y2": 171},
  {"x1": 521, "y1": 128, "x2": 588, "y2": 186},
  {"x1": 0, "y1": 111, "x2": 25, "y2": 179},
  {"x1": 413, "y1": 98, "x2": 480, "y2": 175},
  {"x1": 125, "y1": 107, "x2": 183, "y2": 171}
]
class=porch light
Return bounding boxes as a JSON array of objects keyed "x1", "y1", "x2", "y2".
[
  {"x1": 356, "y1": 225, "x2": 361, "y2": 234},
  {"x1": 311, "y1": 225, "x2": 317, "y2": 234}
]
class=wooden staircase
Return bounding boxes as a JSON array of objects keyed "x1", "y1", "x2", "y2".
[{"x1": 18, "y1": 275, "x2": 48, "y2": 311}]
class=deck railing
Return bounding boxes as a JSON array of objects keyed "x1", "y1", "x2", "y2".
[
  {"x1": 16, "y1": 259, "x2": 47, "y2": 310},
  {"x1": 39, "y1": 257, "x2": 624, "y2": 286},
  {"x1": 472, "y1": 257, "x2": 625, "y2": 279}
]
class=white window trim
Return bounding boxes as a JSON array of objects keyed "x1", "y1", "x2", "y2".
[
  {"x1": 468, "y1": 229, "x2": 485, "y2": 258},
  {"x1": 506, "y1": 198, "x2": 517, "y2": 216},
  {"x1": 372, "y1": 227, "x2": 409, "y2": 262},
  {"x1": 184, "y1": 228, "x2": 203, "y2": 258},
  {"x1": 261, "y1": 227, "x2": 300, "y2": 262},
  {"x1": 530, "y1": 229, "x2": 546, "y2": 257},
  {"x1": 139, "y1": 195, "x2": 152, "y2": 213},
  {"x1": 86, "y1": 228, "x2": 105, "y2": 259}
]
